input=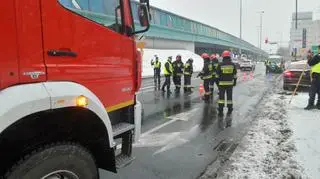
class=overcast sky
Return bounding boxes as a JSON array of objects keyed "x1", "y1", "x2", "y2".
[{"x1": 150, "y1": 0, "x2": 320, "y2": 52}]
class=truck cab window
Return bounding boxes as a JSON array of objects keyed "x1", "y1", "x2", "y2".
[{"x1": 58, "y1": 0, "x2": 123, "y2": 33}]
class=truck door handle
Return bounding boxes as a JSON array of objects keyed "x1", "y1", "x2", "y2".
[{"x1": 47, "y1": 50, "x2": 77, "y2": 57}]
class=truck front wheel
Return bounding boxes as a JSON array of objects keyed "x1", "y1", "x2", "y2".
[{"x1": 6, "y1": 143, "x2": 99, "y2": 179}]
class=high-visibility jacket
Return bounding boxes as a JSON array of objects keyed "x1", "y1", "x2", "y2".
[
  {"x1": 216, "y1": 58, "x2": 237, "y2": 86},
  {"x1": 309, "y1": 54, "x2": 320, "y2": 76},
  {"x1": 152, "y1": 60, "x2": 161, "y2": 69},
  {"x1": 200, "y1": 61, "x2": 213, "y2": 80},
  {"x1": 211, "y1": 60, "x2": 219, "y2": 78},
  {"x1": 184, "y1": 61, "x2": 193, "y2": 76},
  {"x1": 163, "y1": 61, "x2": 173, "y2": 76},
  {"x1": 311, "y1": 63, "x2": 320, "y2": 74}
]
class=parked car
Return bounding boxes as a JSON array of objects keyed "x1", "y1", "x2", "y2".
[
  {"x1": 283, "y1": 60, "x2": 311, "y2": 90},
  {"x1": 240, "y1": 60, "x2": 255, "y2": 71},
  {"x1": 269, "y1": 62, "x2": 284, "y2": 74},
  {"x1": 232, "y1": 59, "x2": 241, "y2": 69}
]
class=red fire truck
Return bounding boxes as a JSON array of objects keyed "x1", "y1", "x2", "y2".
[{"x1": 0, "y1": 0, "x2": 150, "y2": 178}]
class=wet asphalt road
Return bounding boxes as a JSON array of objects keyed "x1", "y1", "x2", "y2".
[{"x1": 100, "y1": 63, "x2": 280, "y2": 179}]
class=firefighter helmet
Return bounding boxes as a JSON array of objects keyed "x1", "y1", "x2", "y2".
[
  {"x1": 201, "y1": 53, "x2": 210, "y2": 59},
  {"x1": 210, "y1": 54, "x2": 217, "y2": 60},
  {"x1": 222, "y1": 51, "x2": 231, "y2": 58}
]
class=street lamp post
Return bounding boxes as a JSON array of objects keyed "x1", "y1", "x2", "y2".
[
  {"x1": 239, "y1": 0, "x2": 242, "y2": 57},
  {"x1": 257, "y1": 11, "x2": 264, "y2": 49}
]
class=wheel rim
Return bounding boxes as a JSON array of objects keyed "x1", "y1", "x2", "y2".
[{"x1": 41, "y1": 170, "x2": 79, "y2": 179}]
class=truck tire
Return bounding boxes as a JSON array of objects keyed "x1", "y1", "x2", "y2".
[{"x1": 6, "y1": 143, "x2": 99, "y2": 179}]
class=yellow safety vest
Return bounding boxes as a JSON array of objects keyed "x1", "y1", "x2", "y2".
[
  {"x1": 163, "y1": 61, "x2": 173, "y2": 75},
  {"x1": 184, "y1": 63, "x2": 191, "y2": 75},
  {"x1": 154, "y1": 61, "x2": 161, "y2": 69},
  {"x1": 311, "y1": 63, "x2": 320, "y2": 74}
]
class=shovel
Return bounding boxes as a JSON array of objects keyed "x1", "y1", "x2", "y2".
[{"x1": 288, "y1": 61, "x2": 308, "y2": 104}]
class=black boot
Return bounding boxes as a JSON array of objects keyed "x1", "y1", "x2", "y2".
[
  {"x1": 161, "y1": 86, "x2": 166, "y2": 92},
  {"x1": 317, "y1": 103, "x2": 320, "y2": 110},
  {"x1": 227, "y1": 108, "x2": 233, "y2": 115},
  {"x1": 218, "y1": 108, "x2": 224, "y2": 117},
  {"x1": 304, "y1": 105, "x2": 315, "y2": 110}
]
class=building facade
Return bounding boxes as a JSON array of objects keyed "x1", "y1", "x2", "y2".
[{"x1": 290, "y1": 12, "x2": 320, "y2": 57}]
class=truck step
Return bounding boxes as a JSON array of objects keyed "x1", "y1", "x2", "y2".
[
  {"x1": 112, "y1": 122, "x2": 134, "y2": 137},
  {"x1": 116, "y1": 154, "x2": 135, "y2": 168}
]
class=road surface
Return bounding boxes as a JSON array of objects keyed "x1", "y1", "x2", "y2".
[{"x1": 100, "y1": 63, "x2": 280, "y2": 179}]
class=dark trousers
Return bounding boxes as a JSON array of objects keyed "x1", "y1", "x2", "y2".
[
  {"x1": 184, "y1": 75, "x2": 191, "y2": 92},
  {"x1": 218, "y1": 86, "x2": 233, "y2": 112},
  {"x1": 204, "y1": 79, "x2": 211, "y2": 95},
  {"x1": 154, "y1": 69, "x2": 161, "y2": 89},
  {"x1": 308, "y1": 77, "x2": 320, "y2": 106},
  {"x1": 162, "y1": 75, "x2": 171, "y2": 92},
  {"x1": 173, "y1": 75, "x2": 182, "y2": 91},
  {"x1": 266, "y1": 66, "x2": 270, "y2": 74},
  {"x1": 210, "y1": 78, "x2": 217, "y2": 93}
]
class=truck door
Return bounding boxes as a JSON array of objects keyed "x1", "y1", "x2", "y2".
[
  {"x1": 41, "y1": 0, "x2": 135, "y2": 109},
  {"x1": 0, "y1": 1, "x2": 19, "y2": 89}
]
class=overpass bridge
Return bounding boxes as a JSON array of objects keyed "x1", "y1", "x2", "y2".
[{"x1": 131, "y1": 2, "x2": 268, "y2": 58}]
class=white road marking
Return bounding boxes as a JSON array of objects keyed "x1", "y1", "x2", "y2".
[
  {"x1": 117, "y1": 107, "x2": 201, "y2": 150},
  {"x1": 153, "y1": 124, "x2": 200, "y2": 155},
  {"x1": 142, "y1": 107, "x2": 200, "y2": 136}
]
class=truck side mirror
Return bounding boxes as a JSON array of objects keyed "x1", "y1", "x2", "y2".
[
  {"x1": 138, "y1": 5, "x2": 149, "y2": 27},
  {"x1": 131, "y1": 3, "x2": 150, "y2": 35}
]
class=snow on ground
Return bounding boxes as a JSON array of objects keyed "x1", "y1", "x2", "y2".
[
  {"x1": 141, "y1": 49, "x2": 203, "y2": 77},
  {"x1": 286, "y1": 92, "x2": 320, "y2": 179},
  {"x1": 217, "y1": 93, "x2": 306, "y2": 179}
]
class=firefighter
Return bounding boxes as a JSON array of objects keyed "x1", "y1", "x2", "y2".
[
  {"x1": 184, "y1": 58, "x2": 194, "y2": 93},
  {"x1": 305, "y1": 45, "x2": 320, "y2": 110},
  {"x1": 172, "y1": 55, "x2": 184, "y2": 93},
  {"x1": 151, "y1": 55, "x2": 161, "y2": 90},
  {"x1": 198, "y1": 53, "x2": 213, "y2": 101},
  {"x1": 210, "y1": 54, "x2": 219, "y2": 95},
  {"x1": 161, "y1": 56, "x2": 173, "y2": 93},
  {"x1": 216, "y1": 51, "x2": 237, "y2": 116}
]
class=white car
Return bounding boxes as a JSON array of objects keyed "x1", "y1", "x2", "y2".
[{"x1": 240, "y1": 60, "x2": 255, "y2": 71}]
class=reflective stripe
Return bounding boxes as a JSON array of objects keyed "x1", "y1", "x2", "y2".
[
  {"x1": 202, "y1": 75, "x2": 212, "y2": 79},
  {"x1": 221, "y1": 66, "x2": 234, "y2": 74},
  {"x1": 218, "y1": 100, "x2": 225, "y2": 104},
  {"x1": 106, "y1": 100, "x2": 134, "y2": 112},
  {"x1": 184, "y1": 72, "x2": 191, "y2": 75},
  {"x1": 205, "y1": 92, "x2": 212, "y2": 95},
  {"x1": 184, "y1": 85, "x2": 192, "y2": 87},
  {"x1": 176, "y1": 73, "x2": 183, "y2": 76},
  {"x1": 209, "y1": 64, "x2": 213, "y2": 71},
  {"x1": 219, "y1": 81, "x2": 234, "y2": 86},
  {"x1": 176, "y1": 85, "x2": 182, "y2": 87},
  {"x1": 227, "y1": 100, "x2": 233, "y2": 104}
]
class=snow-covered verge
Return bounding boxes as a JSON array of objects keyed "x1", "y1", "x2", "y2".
[
  {"x1": 216, "y1": 94, "x2": 306, "y2": 179},
  {"x1": 141, "y1": 49, "x2": 203, "y2": 78},
  {"x1": 286, "y1": 93, "x2": 320, "y2": 179}
]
